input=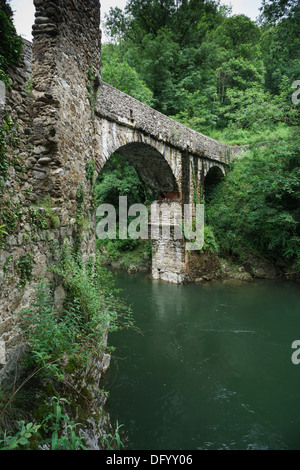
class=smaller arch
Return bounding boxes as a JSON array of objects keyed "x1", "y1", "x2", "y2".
[{"x1": 204, "y1": 165, "x2": 225, "y2": 203}]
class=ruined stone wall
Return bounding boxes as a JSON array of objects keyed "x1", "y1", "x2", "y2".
[
  {"x1": 31, "y1": 0, "x2": 102, "y2": 259},
  {"x1": 0, "y1": 0, "x2": 103, "y2": 386}
]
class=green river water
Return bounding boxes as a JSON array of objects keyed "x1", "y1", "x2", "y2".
[{"x1": 105, "y1": 271, "x2": 300, "y2": 450}]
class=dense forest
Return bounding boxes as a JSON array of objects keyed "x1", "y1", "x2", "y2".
[{"x1": 98, "y1": 0, "x2": 300, "y2": 277}]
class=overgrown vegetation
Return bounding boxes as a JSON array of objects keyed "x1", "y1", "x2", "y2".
[
  {"x1": 0, "y1": 244, "x2": 134, "y2": 449},
  {"x1": 86, "y1": 64, "x2": 100, "y2": 112},
  {"x1": 206, "y1": 133, "x2": 300, "y2": 270},
  {"x1": 19, "y1": 244, "x2": 134, "y2": 380}
]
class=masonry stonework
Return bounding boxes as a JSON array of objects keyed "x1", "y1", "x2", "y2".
[{"x1": 0, "y1": 0, "x2": 104, "y2": 390}]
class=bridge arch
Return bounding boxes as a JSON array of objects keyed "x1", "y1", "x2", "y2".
[
  {"x1": 107, "y1": 142, "x2": 179, "y2": 200},
  {"x1": 96, "y1": 120, "x2": 182, "y2": 200},
  {"x1": 204, "y1": 165, "x2": 225, "y2": 202}
]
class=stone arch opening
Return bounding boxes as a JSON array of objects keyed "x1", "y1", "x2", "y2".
[
  {"x1": 98, "y1": 142, "x2": 180, "y2": 201},
  {"x1": 204, "y1": 166, "x2": 224, "y2": 203}
]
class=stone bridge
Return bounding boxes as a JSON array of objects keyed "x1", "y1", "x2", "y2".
[
  {"x1": 95, "y1": 81, "x2": 233, "y2": 282},
  {"x1": 96, "y1": 80, "x2": 231, "y2": 196}
]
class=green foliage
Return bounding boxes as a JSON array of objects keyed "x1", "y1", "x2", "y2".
[
  {"x1": 104, "y1": 0, "x2": 220, "y2": 46},
  {"x1": 259, "y1": 1, "x2": 300, "y2": 95},
  {"x1": 202, "y1": 225, "x2": 220, "y2": 255},
  {"x1": 101, "y1": 44, "x2": 153, "y2": 106},
  {"x1": 86, "y1": 64, "x2": 99, "y2": 112},
  {"x1": 85, "y1": 159, "x2": 95, "y2": 185},
  {"x1": 0, "y1": 1, "x2": 23, "y2": 83},
  {"x1": 0, "y1": 115, "x2": 20, "y2": 182},
  {"x1": 74, "y1": 183, "x2": 85, "y2": 253},
  {"x1": 0, "y1": 223, "x2": 7, "y2": 239},
  {"x1": 259, "y1": 0, "x2": 299, "y2": 23},
  {"x1": 40, "y1": 197, "x2": 60, "y2": 228},
  {"x1": 206, "y1": 137, "x2": 300, "y2": 271},
  {"x1": 85, "y1": 160, "x2": 97, "y2": 211},
  {"x1": 97, "y1": 237, "x2": 152, "y2": 272},
  {"x1": 103, "y1": 421, "x2": 125, "y2": 450},
  {"x1": 41, "y1": 397, "x2": 86, "y2": 450},
  {"x1": 0, "y1": 397, "x2": 88, "y2": 450},
  {"x1": 29, "y1": 199, "x2": 60, "y2": 230},
  {"x1": 19, "y1": 280, "x2": 81, "y2": 379},
  {"x1": 0, "y1": 421, "x2": 41, "y2": 450},
  {"x1": 18, "y1": 244, "x2": 134, "y2": 380},
  {"x1": 104, "y1": 0, "x2": 299, "y2": 134},
  {"x1": 15, "y1": 253, "x2": 34, "y2": 288},
  {"x1": 96, "y1": 152, "x2": 147, "y2": 209}
]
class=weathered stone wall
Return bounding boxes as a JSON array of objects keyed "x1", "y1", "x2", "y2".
[
  {"x1": 31, "y1": 0, "x2": 102, "y2": 260},
  {"x1": 0, "y1": 39, "x2": 36, "y2": 385},
  {"x1": 0, "y1": 0, "x2": 103, "y2": 386}
]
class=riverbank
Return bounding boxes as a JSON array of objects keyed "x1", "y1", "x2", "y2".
[{"x1": 97, "y1": 241, "x2": 299, "y2": 284}]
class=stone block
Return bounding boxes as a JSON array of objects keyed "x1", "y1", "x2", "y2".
[
  {"x1": 0, "y1": 341, "x2": 6, "y2": 365},
  {"x1": 0, "y1": 81, "x2": 6, "y2": 110}
]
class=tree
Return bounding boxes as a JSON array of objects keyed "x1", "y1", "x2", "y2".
[
  {"x1": 259, "y1": 0, "x2": 299, "y2": 23},
  {"x1": 101, "y1": 44, "x2": 153, "y2": 106},
  {"x1": 0, "y1": 0, "x2": 22, "y2": 80},
  {"x1": 105, "y1": 0, "x2": 220, "y2": 46},
  {"x1": 206, "y1": 139, "x2": 300, "y2": 272},
  {"x1": 103, "y1": 0, "x2": 224, "y2": 114},
  {"x1": 260, "y1": 1, "x2": 300, "y2": 95}
]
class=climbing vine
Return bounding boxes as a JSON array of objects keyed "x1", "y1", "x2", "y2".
[
  {"x1": 85, "y1": 160, "x2": 97, "y2": 211},
  {"x1": 0, "y1": 115, "x2": 20, "y2": 182},
  {"x1": 74, "y1": 183, "x2": 85, "y2": 255},
  {"x1": 86, "y1": 64, "x2": 99, "y2": 112}
]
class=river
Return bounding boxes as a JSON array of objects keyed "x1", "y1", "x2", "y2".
[{"x1": 105, "y1": 271, "x2": 300, "y2": 450}]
